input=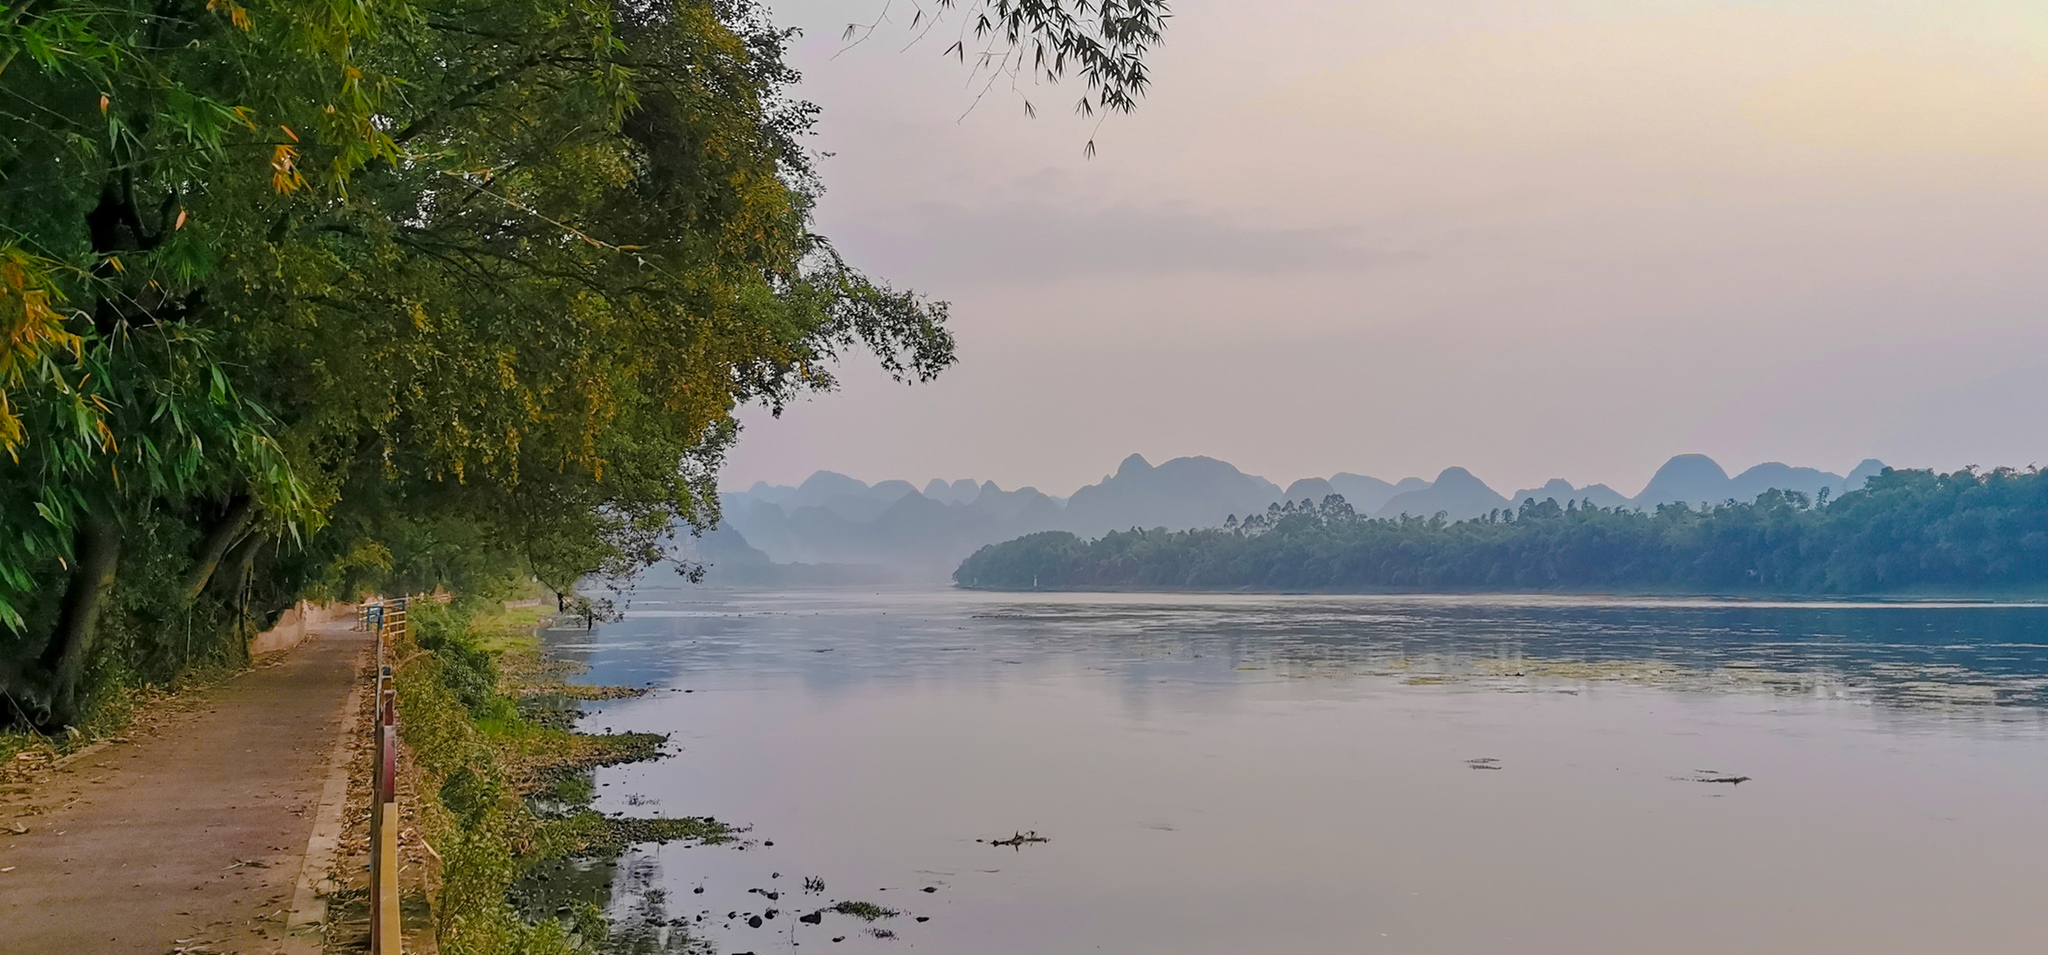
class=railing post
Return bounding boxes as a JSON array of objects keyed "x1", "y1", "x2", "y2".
[
  {"x1": 370, "y1": 665, "x2": 400, "y2": 953},
  {"x1": 363, "y1": 595, "x2": 410, "y2": 953}
]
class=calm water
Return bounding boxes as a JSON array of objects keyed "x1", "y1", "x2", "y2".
[{"x1": 561, "y1": 588, "x2": 2048, "y2": 954}]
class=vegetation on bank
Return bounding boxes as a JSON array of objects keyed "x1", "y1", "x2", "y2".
[
  {"x1": 376, "y1": 594, "x2": 729, "y2": 950},
  {"x1": 390, "y1": 598, "x2": 729, "y2": 955},
  {"x1": 0, "y1": 0, "x2": 1166, "y2": 731},
  {"x1": 955, "y1": 467, "x2": 2048, "y2": 596}
]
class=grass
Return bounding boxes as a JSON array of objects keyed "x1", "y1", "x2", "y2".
[
  {"x1": 470, "y1": 604, "x2": 553, "y2": 654},
  {"x1": 390, "y1": 597, "x2": 734, "y2": 955}
]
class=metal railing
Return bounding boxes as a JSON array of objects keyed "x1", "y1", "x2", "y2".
[{"x1": 364, "y1": 596, "x2": 409, "y2": 954}]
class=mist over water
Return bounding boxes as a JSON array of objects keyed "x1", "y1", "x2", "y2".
[{"x1": 565, "y1": 587, "x2": 2048, "y2": 954}]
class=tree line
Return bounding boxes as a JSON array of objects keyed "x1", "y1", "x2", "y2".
[
  {"x1": 0, "y1": 0, "x2": 1168, "y2": 729},
  {"x1": 954, "y1": 467, "x2": 2048, "y2": 596}
]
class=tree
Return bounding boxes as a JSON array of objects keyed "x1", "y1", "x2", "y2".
[
  {"x1": 957, "y1": 469, "x2": 2048, "y2": 596},
  {"x1": 2, "y1": 0, "x2": 1172, "y2": 727}
]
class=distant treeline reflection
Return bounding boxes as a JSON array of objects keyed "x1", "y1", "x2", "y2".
[{"x1": 955, "y1": 467, "x2": 2048, "y2": 595}]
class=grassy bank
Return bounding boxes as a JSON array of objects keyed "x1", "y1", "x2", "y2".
[{"x1": 363, "y1": 600, "x2": 731, "y2": 954}]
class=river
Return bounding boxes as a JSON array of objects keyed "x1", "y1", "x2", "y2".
[{"x1": 554, "y1": 587, "x2": 2048, "y2": 954}]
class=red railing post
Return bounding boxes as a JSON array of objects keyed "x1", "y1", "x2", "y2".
[{"x1": 370, "y1": 664, "x2": 400, "y2": 952}]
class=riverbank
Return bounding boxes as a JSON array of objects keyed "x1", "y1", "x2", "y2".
[
  {"x1": 315, "y1": 601, "x2": 731, "y2": 953},
  {"x1": 954, "y1": 472, "x2": 2048, "y2": 596},
  {"x1": 953, "y1": 583, "x2": 2048, "y2": 601}
]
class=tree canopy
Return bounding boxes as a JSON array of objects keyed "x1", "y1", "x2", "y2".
[
  {"x1": 956, "y1": 468, "x2": 2048, "y2": 597},
  {"x1": 2, "y1": 0, "x2": 1169, "y2": 728}
]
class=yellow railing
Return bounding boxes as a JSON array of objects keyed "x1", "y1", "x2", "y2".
[{"x1": 365, "y1": 596, "x2": 410, "y2": 953}]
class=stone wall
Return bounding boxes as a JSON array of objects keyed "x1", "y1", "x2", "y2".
[{"x1": 249, "y1": 602, "x2": 350, "y2": 656}]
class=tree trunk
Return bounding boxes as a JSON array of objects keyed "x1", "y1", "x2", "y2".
[
  {"x1": 179, "y1": 494, "x2": 255, "y2": 603},
  {"x1": 225, "y1": 532, "x2": 266, "y2": 665},
  {"x1": 36, "y1": 513, "x2": 122, "y2": 728}
]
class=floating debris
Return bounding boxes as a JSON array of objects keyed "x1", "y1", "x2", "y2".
[
  {"x1": 1676, "y1": 770, "x2": 1752, "y2": 785},
  {"x1": 985, "y1": 830, "x2": 1050, "y2": 848},
  {"x1": 1465, "y1": 758, "x2": 1502, "y2": 770},
  {"x1": 828, "y1": 900, "x2": 899, "y2": 921}
]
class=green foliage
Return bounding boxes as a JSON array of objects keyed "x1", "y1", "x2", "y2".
[
  {"x1": 957, "y1": 467, "x2": 2048, "y2": 596},
  {"x1": 897, "y1": 1, "x2": 1168, "y2": 149},
  {"x1": 413, "y1": 603, "x2": 503, "y2": 716},
  {"x1": 440, "y1": 764, "x2": 505, "y2": 831},
  {"x1": 395, "y1": 607, "x2": 601, "y2": 954},
  {"x1": 397, "y1": 602, "x2": 731, "y2": 953},
  {"x1": 3, "y1": 0, "x2": 1167, "y2": 729}
]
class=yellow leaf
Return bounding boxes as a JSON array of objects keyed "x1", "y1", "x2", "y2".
[{"x1": 271, "y1": 144, "x2": 304, "y2": 194}]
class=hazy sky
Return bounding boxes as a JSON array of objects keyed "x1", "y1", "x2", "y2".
[{"x1": 721, "y1": 0, "x2": 2048, "y2": 497}]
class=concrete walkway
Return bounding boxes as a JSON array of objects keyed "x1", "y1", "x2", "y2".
[{"x1": 0, "y1": 620, "x2": 367, "y2": 955}]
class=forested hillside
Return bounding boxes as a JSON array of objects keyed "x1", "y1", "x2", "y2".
[
  {"x1": 722, "y1": 452, "x2": 1882, "y2": 575},
  {"x1": 955, "y1": 467, "x2": 2048, "y2": 596}
]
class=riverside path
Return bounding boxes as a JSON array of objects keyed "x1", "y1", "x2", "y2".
[{"x1": 0, "y1": 618, "x2": 367, "y2": 954}]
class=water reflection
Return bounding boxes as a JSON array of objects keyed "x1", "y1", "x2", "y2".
[
  {"x1": 579, "y1": 588, "x2": 2048, "y2": 718},
  {"x1": 563, "y1": 587, "x2": 2048, "y2": 955}
]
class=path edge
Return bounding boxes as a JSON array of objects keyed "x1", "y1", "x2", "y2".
[{"x1": 285, "y1": 632, "x2": 368, "y2": 954}]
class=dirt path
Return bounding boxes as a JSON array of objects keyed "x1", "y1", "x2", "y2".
[{"x1": 0, "y1": 620, "x2": 368, "y2": 955}]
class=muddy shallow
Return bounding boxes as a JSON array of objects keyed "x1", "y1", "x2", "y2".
[{"x1": 568, "y1": 589, "x2": 2048, "y2": 954}]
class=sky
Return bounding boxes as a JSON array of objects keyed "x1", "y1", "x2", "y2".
[{"x1": 720, "y1": 0, "x2": 2048, "y2": 498}]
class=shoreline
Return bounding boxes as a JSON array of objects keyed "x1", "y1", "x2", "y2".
[{"x1": 949, "y1": 583, "x2": 2048, "y2": 604}]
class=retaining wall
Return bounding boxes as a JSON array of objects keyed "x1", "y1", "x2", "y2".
[{"x1": 250, "y1": 602, "x2": 350, "y2": 656}]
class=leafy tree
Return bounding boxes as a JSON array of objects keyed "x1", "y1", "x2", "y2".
[
  {"x1": 957, "y1": 468, "x2": 2048, "y2": 598},
  {"x1": 2, "y1": 0, "x2": 1171, "y2": 727}
]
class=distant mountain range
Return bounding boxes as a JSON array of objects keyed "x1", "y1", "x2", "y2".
[{"x1": 702, "y1": 453, "x2": 1889, "y2": 583}]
